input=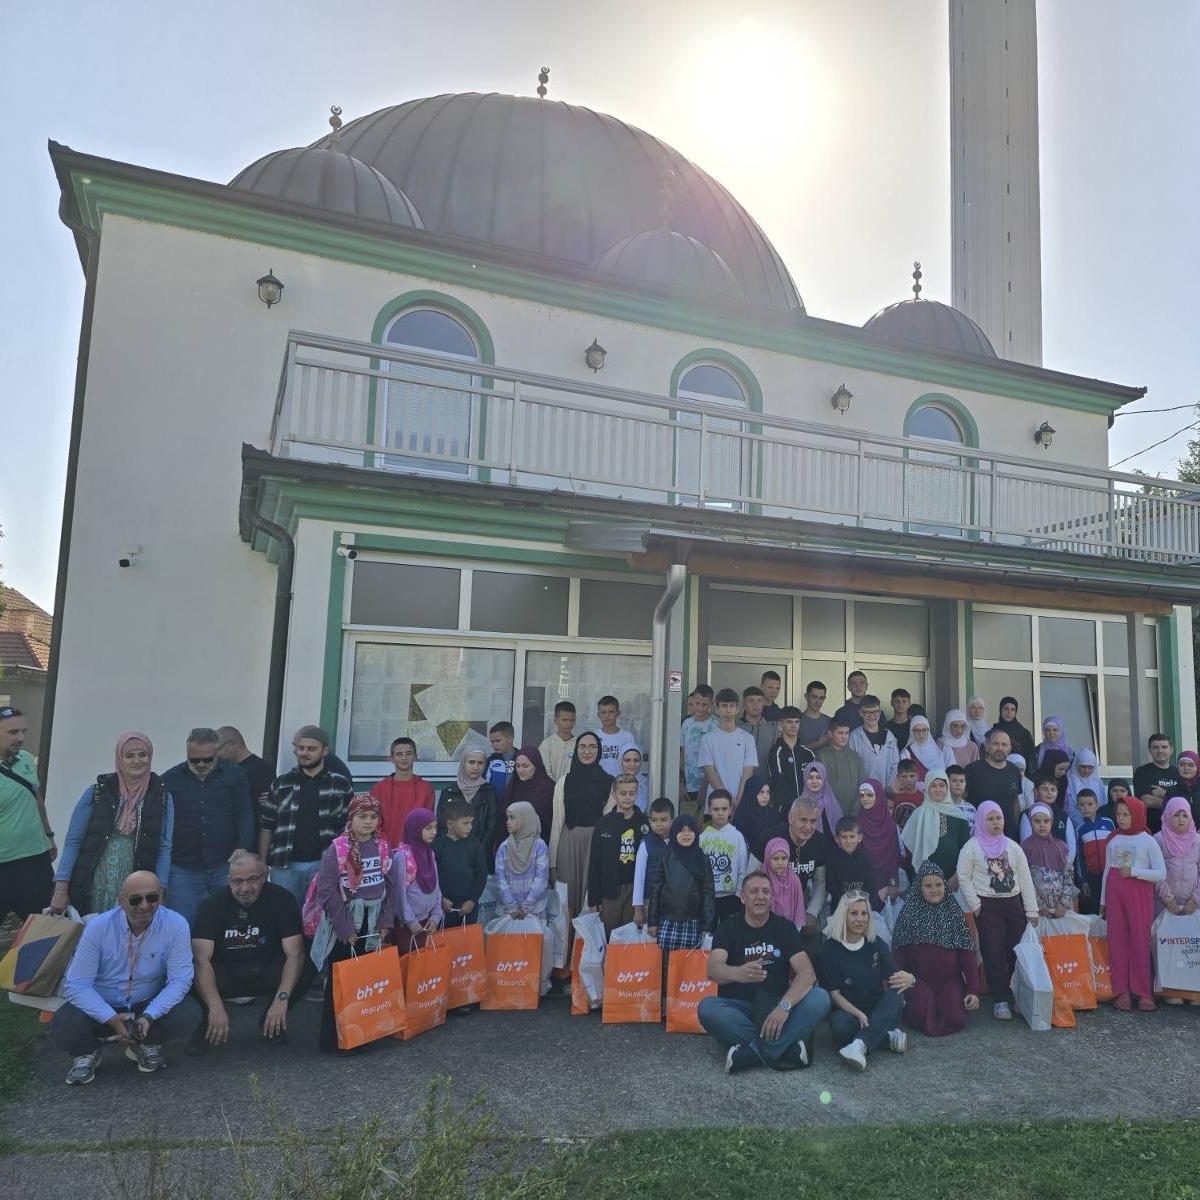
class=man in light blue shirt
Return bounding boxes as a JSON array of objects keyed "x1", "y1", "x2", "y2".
[{"x1": 52, "y1": 870, "x2": 199, "y2": 1085}]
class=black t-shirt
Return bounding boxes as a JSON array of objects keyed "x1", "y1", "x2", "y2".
[
  {"x1": 789, "y1": 832, "x2": 828, "y2": 903},
  {"x1": 1133, "y1": 763, "x2": 1181, "y2": 835},
  {"x1": 887, "y1": 705, "x2": 927, "y2": 751},
  {"x1": 712, "y1": 912, "x2": 806, "y2": 1004},
  {"x1": 817, "y1": 937, "x2": 896, "y2": 1010},
  {"x1": 965, "y1": 760, "x2": 1024, "y2": 840},
  {"x1": 863, "y1": 727, "x2": 888, "y2": 749},
  {"x1": 192, "y1": 882, "x2": 302, "y2": 975},
  {"x1": 239, "y1": 754, "x2": 275, "y2": 828},
  {"x1": 291, "y1": 773, "x2": 325, "y2": 862},
  {"x1": 833, "y1": 700, "x2": 863, "y2": 731}
]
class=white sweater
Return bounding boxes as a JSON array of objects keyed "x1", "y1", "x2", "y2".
[
  {"x1": 956, "y1": 837, "x2": 1039, "y2": 918},
  {"x1": 1100, "y1": 832, "x2": 1166, "y2": 907}
]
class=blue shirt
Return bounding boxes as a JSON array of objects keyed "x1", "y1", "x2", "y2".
[
  {"x1": 63, "y1": 905, "x2": 194, "y2": 1023},
  {"x1": 54, "y1": 786, "x2": 176, "y2": 887}
]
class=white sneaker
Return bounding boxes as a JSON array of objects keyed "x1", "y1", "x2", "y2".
[
  {"x1": 993, "y1": 1002, "x2": 1013, "y2": 1021},
  {"x1": 838, "y1": 1038, "x2": 867, "y2": 1070},
  {"x1": 887, "y1": 1028, "x2": 908, "y2": 1054}
]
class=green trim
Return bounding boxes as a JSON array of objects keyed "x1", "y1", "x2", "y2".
[
  {"x1": 963, "y1": 603, "x2": 975, "y2": 699},
  {"x1": 1159, "y1": 613, "x2": 1181, "y2": 750},
  {"x1": 903, "y1": 393, "x2": 981, "y2": 448},
  {"x1": 63, "y1": 164, "x2": 1136, "y2": 417},
  {"x1": 321, "y1": 536, "x2": 348, "y2": 738}
]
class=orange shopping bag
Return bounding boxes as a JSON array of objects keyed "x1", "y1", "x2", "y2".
[
  {"x1": 332, "y1": 945, "x2": 405, "y2": 1050},
  {"x1": 571, "y1": 938, "x2": 593, "y2": 1016},
  {"x1": 481, "y1": 933, "x2": 542, "y2": 1011},
  {"x1": 1051, "y1": 989, "x2": 1076, "y2": 1028},
  {"x1": 397, "y1": 938, "x2": 451, "y2": 1040},
  {"x1": 602, "y1": 940, "x2": 662, "y2": 1024},
  {"x1": 1089, "y1": 920, "x2": 1115, "y2": 1003},
  {"x1": 665, "y1": 948, "x2": 716, "y2": 1034},
  {"x1": 441, "y1": 923, "x2": 490, "y2": 1009},
  {"x1": 1042, "y1": 934, "x2": 1097, "y2": 1010}
]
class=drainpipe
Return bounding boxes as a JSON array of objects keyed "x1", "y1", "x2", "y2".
[
  {"x1": 650, "y1": 564, "x2": 687, "y2": 799},
  {"x1": 244, "y1": 510, "x2": 295, "y2": 769}
]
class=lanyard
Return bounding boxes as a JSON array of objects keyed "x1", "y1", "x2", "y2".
[{"x1": 125, "y1": 926, "x2": 148, "y2": 1012}]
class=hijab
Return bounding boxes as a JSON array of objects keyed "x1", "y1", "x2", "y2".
[
  {"x1": 1115, "y1": 795, "x2": 1148, "y2": 837},
  {"x1": 856, "y1": 779, "x2": 901, "y2": 887},
  {"x1": 764, "y1": 836, "x2": 807, "y2": 926},
  {"x1": 454, "y1": 749, "x2": 488, "y2": 804},
  {"x1": 907, "y1": 716, "x2": 948, "y2": 774},
  {"x1": 994, "y1": 697, "x2": 1035, "y2": 761},
  {"x1": 1065, "y1": 748, "x2": 1099, "y2": 814},
  {"x1": 501, "y1": 799, "x2": 542, "y2": 877},
  {"x1": 824, "y1": 891, "x2": 877, "y2": 946},
  {"x1": 402, "y1": 807, "x2": 439, "y2": 892},
  {"x1": 733, "y1": 773, "x2": 785, "y2": 858},
  {"x1": 1036, "y1": 717, "x2": 1072, "y2": 768},
  {"x1": 344, "y1": 793, "x2": 384, "y2": 891},
  {"x1": 1176, "y1": 752, "x2": 1200, "y2": 796},
  {"x1": 966, "y1": 698, "x2": 991, "y2": 744},
  {"x1": 1159, "y1": 797, "x2": 1200, "y2": 860},
  {"x1": 802, "y1": 761, "x2": 843, "y2": 832},
  {"x1": 939, "y1": 710, "x2": 972, "y2": 750},
  {"x1": 973, "y1": 800, "x2": 1010, "y2": 859},
  {"x1": 562, "y1": 732, "x2": 613, "y2": 827},
  {"x1": 901, "y1": 768, "x2": 968, "y2": 866},
  {"x1": 1021, "y1": 803, "x2": 1071, "y2": 872},
  {"x1": 1037, "y1": 749, "x2": 1070, "y2": 807},
  {"x1": 668, "y1": 815, "x2": 710, "y2": 883},
  {"x1": 891, "y1": 860, "x2": 976, "y2": 952},
  {"x1": 113, "y1": 731, "x2": 153, "y2": 836},
  {"x1": 1106, "y1": 778, "x2": 1132, "y2": 809},
  {"x1": 504, "y1": 746, "x2": 556, "y2": 843}
]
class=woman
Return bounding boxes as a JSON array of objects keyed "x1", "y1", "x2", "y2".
[
  {"x1": 994, "y1": 696, "x2": 1036, "y2": 767},
  {"x1": 891, "y1": 860, "x2": 981, "y2": 1037},
  {"x1": 51, "y1": 732, "x2": 173, "y2": 916},
  {"x1": 900, "y1": 769, "x2": 972, "y2": 884},
  {"x1": 906, "y1": 716, "x2": 950, "y2": 783},
  {"x1": 966, "y1": 698, "x2": 991, "y2": 747},
  {"x1": 496, "y1": 746, "x2": 555, "y2": 852},
  {"x1": 437, "y1": 748, "x2": 498, "y2": 869},
  {"x1": 1169, "y1": 751, "x2": 1200, "y2": 824},
  {"x1": 549, "y1": 732, "x2": 610, "y2": 918},
  {"x1": 938, "y1": 710, "x2": 980, "y2": 768},
  {"x1": 1065, "y1": 748, "x2": 1101, "y2": 826},
  {"x1": 1035, "y1": 716, "x2": 1072, "y2": 772},
  {"x1": 801, "y1": 762, "x2": 843, "y2": 837},
  {"x1": 732, "y1": 773, "x2": 785, "y2": 862},
  {"x1": 1020, "y1": 803, "x2": 1078, "y2": 918},
  {"x1": 856, "y1": 780, "x2": 903, "y2": 906},
  {"x1": 1036, "y1": 749, "x2": 1071, "y2": 809}
]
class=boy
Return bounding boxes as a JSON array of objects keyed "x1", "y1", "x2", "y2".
[
  {"x1": 946, "y1": 763, "x2": 975, "y2": 821},
  {"x1": 596, "y1": 696, "x2": 637, "y2": 777},
  {"x1": 767, "y1": 705, "x2": 816, "y2": 812},
  {"x1": 799, "y1": 681, "x2": 832, "y2": 751},
  {"x1": 369, "y1": 736, "x2": 435, "y2": 835},
  {"x1": 633, "y1": 797, "x2": 675, "y2": 929},
  {"x1": 848, "y1": 695, "x2": 900, "y2": 792},
  {"x1": 817, "y1": 719, "x2": 865, "y2": 818},
  {"x1": 889, "y1": 760, "x2": 922, "y2": 830},
  {"x1": 759, "y1": 671, "x2": 785, "y2": 722},
  {"x1": 433, "y1": 799, "x2": 487, "y2": 929},
  {"x1": 698, "y1": 688, "x2": 758, "y2": 812},
  {"x1": 1074, "y1": 789, "x2": 1114, "y2": 915},
  {"x1": 485, "y1": 722, "x2": 517, "y2": 795},
  {"x1": 679, "y1": 686, "x2": 716, "y2": 819},
  {"x1": 539, "y1": 701, "x2": 577, "y2": 782},
  {"x1": 886, "y1": 688, "x2": 926, "y2": 752},
  {"x1": 832, "y1": 670, "x2": 869, "y2": 731},
  {"x1": 738, "y1": 686, "x2": 780, "y2": 771},
  {"x1": 587, "y1": 774, "x2": 647, "y2": 935},
  {"x1": 700, "y1": 790, "x2": 749, "y2": 925},
  {"x1": 824, "y1": 816, "x2": 876, "y2": 911}
]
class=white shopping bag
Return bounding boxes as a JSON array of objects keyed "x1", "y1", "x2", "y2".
[
  {"x1": 1153, "y1": 911, "x2": 1200, "y2": 992},
  {"x1": 476, "y1": 875, "x2": 501, "y2": 927},
  {"x1": 572, "y1": 911, "x2": 607, "y2": 1004},
  {"x1": 1011, "y1": 924, "x2": 1053, "y2": 1032},
  {"x1": 609, "y1": 921, "x2": 654, "y2": 946},
  {"x1": 1037, "y1": 912, "x2": 1094, "y2": 940},
  {"x1": 545, "y1": 881, "x2": 570, "y2": 969}
]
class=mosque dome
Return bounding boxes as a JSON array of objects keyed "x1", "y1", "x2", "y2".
[
  {"x1": 230, "y1": 145, "x2": 424, "y2": 228},
  {"x1": 273, "y1": 92, "x2": 803, "y2": 311},
  {"x1": 593, "y1": 228, "x2": 745, "y2": 301},
  {"x1": 864, "y1": 284, "x2": 996, "y2": 357}
]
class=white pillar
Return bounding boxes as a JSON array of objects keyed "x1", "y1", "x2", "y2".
[
  {"x1": 1127, "y1": 611, "x2": 1149, "y2": 762},
  {"x1": 1174, "y1": 604, "x2": 1198, "y2": 750}
]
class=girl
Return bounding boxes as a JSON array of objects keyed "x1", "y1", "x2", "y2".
[
  {"x1": 494, "y1": 800, "x2": 553, "y2": 994},
  {"x1": 1154, "y1": 797, "x2": 1200, "y2": 1005},
  {"x1": 901, "y1": 769, "x2": 972, "y2": 884},
  {"x1": 856, "y1": 780, "x2": 903, "y2": 907},
  {"x1": 1169, "y1": 751, "x2": 1200, "y2": 823},
  {"x1": 1035, "y1": 717, "x2": 1072, "y2": 772},
  {"x1": 1101, "y1": 796, "x2": 1166, "y2": 1012},
  {"x1": 399, "y1": 808, "x2": 442, "y2": 946},
  {"x1": 1036, "y1": 750, "x2": 1071, "y2": 809},
  {"x1": 311, "y1": 794, "x2": 409, "y2": 1053},
  {"x1": 906, "y1": 716, "x2": 950, "y2": 783},
  {"x1": 764, "y1": 836, "x2": 808, "y2": 930},
  {"x1": 646, "y1": 815, "x2": 716, "y2": 962},
  {"x1": 732, "y1": 773, "x2": 785, "y2": 863},
  {"x1": 956, "y1": 801, "x2": 1039, "y2": 1020},
  {"x1": 1020, "y1": 803, "x2": 1078, "y2": 919},
  {"x1": 818, "y1": 892, "x2": 914, "y2": 1069},
  {"x1": 1065, "y1": 748, "x2": 1101, "y2": 827},
  {"x1": 802, "y1": 762, "x2": 843, "y2": 838},
  {"x1": 966, "y1": 698, "x2": 991, "y2": 746},
  {"x1": 497, "y1": 746, "x2": 555, "y2": 851},
  {"x1": 938, "y1": 711, "x2": 980, "y2": 768},
  {"x1": 994, "y1": 696, "x2": 1037, "y2": 767},
  {"x1": 1102, "y1": 777, "x2": 1132, "y2": 823},
  {"x1": 550, "y1": 732, "x2": 611, "y2": 918},
  {"x1": 891, "y1": 861, "x2": 981, "y2": 1037},
  {"x1": 437, "y1": 748, "x2": 498, "y2": 869}
]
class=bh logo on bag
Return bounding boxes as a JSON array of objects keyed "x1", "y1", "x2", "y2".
[
  {"x1": 616, "y1": 970, "x2": 650, "y2": 984},
  {"x1": 356, "y1": 978, "x2": 391, "y2": 1001},
  {"x1": 497, "y1": 959, "x2": 530, "y2": 974},
  {"x1": 677, "y1": 979, "x2": 708, "y2": 994},
  {"x1": 415, "y1": 975, "x2": 443, "y2": 994},
  {"x1": 451, "y1": 954, "x2": 473, "y2": 970}
]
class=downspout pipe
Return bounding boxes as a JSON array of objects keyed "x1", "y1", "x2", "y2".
[
  {"x1": 650, "y1": 564, "x2": 687, "y2": 799},
  {"x1": 244, "y1": 509, "x2": 295, "y2": 769}
]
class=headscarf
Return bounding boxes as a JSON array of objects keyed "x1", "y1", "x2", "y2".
[
  {"x1": 113, "y1": 732, "x2": 153, "y2": 836},
  {"x1": 503, "y1": 746, "x2": 556, "y2": 843},
  {"x1": 1021, "y1": 803, "x2": 1070, "y2": 872},
  {"x1": 668, "y1": 815, "x2": 710, "y2": 883},
  {"x1": 1106, "y1": 778, "x2": 1132, "y2": 810},
  {"x1": 823, "y1": 890, "x2": 877, "y2": 946},
  {"x1": 454, "y1": 749, "x2": 488, "y2": 804},
  {"x1": 907, "y1": 716, "x2": 948, "y2": 774},
  {"x1": 345, "y1": 793, "x2": 383, "y2": 891},
  {"x1": 501, "y1": 800, "x2": 541, "y2": 877},
  {"x1": 856, "y1": 779, "x2": 901, "y2": 887},
  {"x1": 1176, "y1": 751, "x2": 1200, "y2": 792},
  {"x1": 1007, "y1": 753, "x2": 1027, "y2": 773},
  {"x1": 763, "y1": 836, "x2": 806, "y2": 926},
  {"x1": 902, "y1": 768, "x2": 968, "y2": 866},
  {"x1": 1114, "y1": 795, "x2": 1148, "y2": 837},
  {"x1": 966, "y1": 699, "x2": 990, "y2": 744},
  {"x1": 562, "y1": 732, "x2": 613, "y2": 827},
  {"x1": 891, "y1": 860, "x2": 976, "y2": 952},
  {"x1": 802, "y1": 761, "x2": 843, "y2": 832},
  {"x1": 972, "y1": 801, "x2": 1010, "y2": 859},
  {"x1": 1066, "y1": 748, "x2": 1099, "y2": 814},
  {"x1": 994, "y1": 697, "x2": 1036, "y2": 763},
  {"x1": 402, "y1": 807, "x2": 439, "y2": 892},
  {"x1": 939, "y1": 710, "x2": 972, "y2": 750},
  {"x1": 1159, "y1": 797, "x2": 1200, "y2": 860},
  {"x1": 1036, "y1": 717, "x2": 1072, "y2": 768},
  {"x1": 733, "y1": 773, "x2": 785, "y2": 858},
  {"x1": 1037, "y1": 749, "x2": 1070, "y2": 807}
]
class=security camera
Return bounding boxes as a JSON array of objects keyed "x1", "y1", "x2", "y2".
[
  {"x1": 335, "y1": 545, "x2": 358, "y2": 560},
  {"x1": 118, "y1": 547, "x2": 141, "y2": 568}
]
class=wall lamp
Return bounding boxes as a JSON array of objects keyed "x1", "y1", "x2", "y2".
[
  {"x1": 829, "y1": 383, "x2": 853, "y2": 414},
  {"x1": 256, "y1": 269, "x2": 284, "y2": 309},
  {"x1": 1033, "y1": 421, "x2": 1056, "y2": 450},
  {"x1": 584, "y1": 339, "x2": 607, "y2": 372}
]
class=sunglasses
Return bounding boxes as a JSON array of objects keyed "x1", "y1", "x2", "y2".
[
  {"x1": 126, "y1": 893, "x2": 161, "y2": 907},
  {"x1": 0, "y1": 707, "x2": 17, "y2": 720},
  {"x1": 188, "y1": 755, "x2": 216, "y2": 765}
]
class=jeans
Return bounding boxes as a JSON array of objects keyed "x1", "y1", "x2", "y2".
[
  {"x1": 828, "y1": 986, "x2": 905, "y2": 1054},
  {"x1": 167, "y1": 865, "x2": 230, "y2": 928},
  {"x1": 698, "y1": 988, "x2": 831, "y2": 1066},
  {"x1": 52, "y1": 997, "x2": 203, "y2": 1056},
  {"x1": 270, "y1": 861, "x2": 321, "y2": 914}
]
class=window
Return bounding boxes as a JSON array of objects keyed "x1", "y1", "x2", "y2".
[
  {"x1": 470, "y1": 572, "x2": 569, "y2": 636},
  {"x1": 674, "y1": 363, "x2": 750, "y2": 508},
  {"x1": 524, "y1": 651, "x2": 651, "y2": 749},
  {"x1": 905, "y1": 402, "x2": 969, "y2": 535},
  {"x1": 578, "y1": 580, "x2": 658, "y2": 640},
  {"x1": 349, "y1": 561, "x2": 460, "y2": 628},
  {"x1": 709, "y1": 587, "x2": 792, "y2": 648}
]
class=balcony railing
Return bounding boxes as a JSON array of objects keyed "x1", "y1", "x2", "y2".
[{"x1": 268, "y1": 332, "x2": 1200, "y2": 565}]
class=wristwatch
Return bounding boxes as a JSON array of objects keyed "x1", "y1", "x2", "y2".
[
  {"x1": 777, "y1": 999, "x2": 792, "y2": 1012},
  {"x1": 276, "y1": 990, "x2": 290, "y2": 1002}
]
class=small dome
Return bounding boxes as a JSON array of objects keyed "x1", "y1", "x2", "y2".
[
  {"x1": 593, "y1": 229, "x2": 745, "y2": 300},
  {"x1": 230, "y1": 146, "x2": 423, "y2": 228},
  {"x1": 863, "y1": 298, "x2": 996, "y2": 357}
]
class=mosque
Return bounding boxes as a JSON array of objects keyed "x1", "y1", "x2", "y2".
[{"x1": 39, "y1": 2, "x2": 1199, "y2": 825}]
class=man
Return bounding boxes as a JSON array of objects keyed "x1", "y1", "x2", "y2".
[
  {"x1": 0, "y1": 706, "x2": 55, "y2": 924},
  {"x1": 848, "y1": 695, "x2": 900, "y2": 793},
  {"x1": 738, "y1": 686, "x2": 779, "y2": 772},
  {"x1": 886, "y1": 688, "x2": 925, "y2": 752},
  {"x1": 52, "y1": 871, "x2": 199, "y2": 1084},
  {"x1": 832, "y1": 671, "x2": 869, "y2": 731},
  {"x1": 190, "y1": 850, "x2": 313, "y2": 1047},
  {"x1": 369, "y1": 736, "x2": 435, "y2": 835},
  {"x1": 759, "y1": 671, "x2": 785, "y2": 722},
  {"x1": 786, "y1": 797, "x2": 828, "y2": 957},
  {"x1": 1134, "y1": 732, "x2": 1180, "y2": 836},
  {"x1": 259, "y1": 725, "x2": 354, "y2": 911},
  {"x1": 698, "y1": 869, "x2": 831, "y2": 1073},
  {"x1": 964, "y1": 727, "x2": 1025, "y2": 841},
  {"x1": 817, "y1": 719, "x2": 865, "y2": 819},
  {"x1": 216, "y1": 726, "x2": 275, "y2": 830},
  {"x1": 538, "y1": 700, "x2": 578, "y2": 781},
  {"x1": 767, "y1": 705, "x2": 816, "y2": 813},
  {"x1": 162, "y1": 728, "x2": 254, "y2": 927},
  {"x1": 799, "y1": 681, "x2": 831, "y2": 751},
  {"x1": 698, "y1": 689, "x2": 758, "y2": 811}
]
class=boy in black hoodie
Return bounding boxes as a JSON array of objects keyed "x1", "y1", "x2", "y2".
[
  {"x1": 587, "y1": 774, "x2": 648, "y2": 936},
  {"x1": 824, "y1": 816, "x2": 878, "y2": 912},
  {"x1": 433, "y1": 799, "x2": 488, "y2": 928}
]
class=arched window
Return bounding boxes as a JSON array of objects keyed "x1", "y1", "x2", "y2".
[
  {"x1": 904, "y1": 398, "x2": 974, "y2": 536},
  {"x1": 673, "y1": 362, "x2": 751, "y2": 509},
  {"x1": 382, "y1": 308, "x2": 480, "y2": 475},
  {"x1": 907, "y1": 403, "x2": 965, "y2": 445}
]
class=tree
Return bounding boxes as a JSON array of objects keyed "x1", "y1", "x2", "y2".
[{"x1": 1170, "y1": 423, "x2": 1200, "y2": 721}]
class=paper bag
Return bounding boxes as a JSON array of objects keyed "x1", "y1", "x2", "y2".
[
  {"x1": 441, "y1": 922, "x2": 489, "y2": 1009},
  {"x1": 332, "y1": 945, "x2": 405, "y2": 1049},
  {"x1": 397, "y1": 939, "x2": 451, "y2": 1040},
  {"x1": 665, "y1": 948, "x2": 716, "y2": 1034},
  {"x1": 602, "y1": 936, "x2": 662, "y2": 1024},
  {"x1": 1088, "y1": 919, "x2": 1115, "y2": 1003},
  {"x1": 481, "y1": 932, "x2": 542, "y2": 1011}
]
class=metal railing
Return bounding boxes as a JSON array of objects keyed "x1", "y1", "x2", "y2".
[{"x1": 268, "y1": 331, "x2": 1200, "y2": 564}]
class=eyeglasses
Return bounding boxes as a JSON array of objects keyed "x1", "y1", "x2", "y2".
[
  {"x1": 0, "y1": 706, "x2": 17, "y2": 720},
  {"x1": 126, "y1": 893, "x2": 161, "y2": 907},
  {"x1": 188, "y1": 755, "x2": 216, "y2": 765}
]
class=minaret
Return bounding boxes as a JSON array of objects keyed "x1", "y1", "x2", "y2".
[{"x1": 949, "y1": 0, "x2": 1042, "y2": 365}]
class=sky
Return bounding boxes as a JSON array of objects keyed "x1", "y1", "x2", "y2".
[{"x1": 1, "y1": 0, "x2": 1197, "y2": 613}]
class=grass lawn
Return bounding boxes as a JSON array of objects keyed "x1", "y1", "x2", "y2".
[{"x1": 0, "y1": 1000, "x2": 42, "y2": 1104}]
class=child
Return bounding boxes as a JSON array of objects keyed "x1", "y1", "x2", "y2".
[
  {"x1": 698, "y1": 688, "x2": 758, "y2": 812},
  {"x1": 1019, "y1": 775, "x2": 1078, "y2": 865},
  {"x1": 767, "y1": 705, "x2": 817, "y2": 813},
  {"x1": 433, "y1": 799, "x2": 487, "y2": 929},
  {"x1": 825, "y1": 816, "x2": 878, "y2": 911},
  {"x1": 732, "y1": 773, "x2": 785, "y2": 863},
  {"x1": 855, "y1": 781, "x2": 903, "y2": 908},
  {"x1": 596, "y1": 696, "x2": 637, "y2": 777},
  {"x1": 700, "y1": 789, "x2": 749, "y2": 925},
  {"x1": 485, "y1": 722, "x2": 517, "y2": 795},
  {"x1": 1100, "y1": 778, "x2": 1132, "y2": 823},
  {"x1": 633, "y1": 796, "x2": 674, "y2": 929},
  {"x1": 538, "y1": 701, "x2": 577, "y2": 782},
  {"x1": 1021, "y1": 803, "x2": 1078, "y2": 919},
  {"x1": 646, "y1": 815, "x2": 716, "y2": 966},
  {"x1": 370, "y1": 736, "x2": 436, "y2": 836},
  {"x1": 311, "y1": 794, "x2": 409, "y2": 1053},
  {"x1": 494, "y1": 800, "x2": 553, "y2": 995},
  {"x1": 818, "y1": 892, "x2": 915, "y2": 1070},
  {"x1": 680, "y1": 687, "x2": 717, "y2": 819},
  {"x1": 1101, "y1": 796, "x2": 1166, "y2": 1012},
  {"x1": 1074, "y1": 788, "x2": 1114, "y2": 915},
  {"x1": 1154, "y1": 797, "x2": 1200, "y2": 1005},
  {"x1": 946, "y1": 764, "x2": 975, "y2": 823},
  {"x1": 763, "y1": 837, "x2": 808, "y2": 930},
  {"x1": 437, "y1": 748, "x2": 498, "y2": 870},
  {"x1": 889, "y1": 760, "x2": 923, "y2": 830},
  {"x1": 587, "y1": 774, "x2": 646, "y2": 935},
  {"x1": 399, "y1": 808, "x2": 442, "y2": 948}
]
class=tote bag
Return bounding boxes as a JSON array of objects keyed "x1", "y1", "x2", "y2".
[
  {"x1": 665, "y1": 948, "x2": 716, "y2": 1034},
  {"x1": 397, "y1": 937, "x2": 452, "y2": 1040},
  {"x1": 332, "y1": 945, "x2": 405, "y2": 1050},
  {"x1": 602, "y1": 938, "x2": 662, "y2": 1025},
  {"x1": 481, "y1": 933, "x2": 542, "y2": 1011},
  {"x1": 441, "y1": 923, "x2": 490, "y2": 1009}
]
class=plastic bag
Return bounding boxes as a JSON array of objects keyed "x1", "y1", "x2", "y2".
[
  {"x1": 1153, "y1": 911, "x2": 1200, "y2": 993},
  {"x1": 545, "y1": 882, "x2": 570, "y2": 970},
  {"x1": 609, "y1": 921, "x2": 651, "y2": 946},
  {"x1": 1011, "y1": 924, "x2": 1053, "y2": 1032},
  {"x1": 876, "y1": 897, "x2": 903, "y2": 944},
  {"x1": 475, "y1": 875, "x2": 501, "y2": 927},
  {"x1": 571, "y1": 912, "x2": 606, "y2": 1008}
]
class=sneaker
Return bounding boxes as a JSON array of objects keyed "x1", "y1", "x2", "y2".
[
  {"x1": 125, "y1": 1043, "x2": 166, "y2": 1073},
  {"x1": 838, "y1": 1039, "x2": 867, "y2": 1071},
  {"x1": 1113, "y1": 992, "x2": 1132, "y2": 1012},
  {"x1": 992, "y1": 1002, "x2": 1013, "y2": 1021},
  {"x1": 1136, "y1": 996, "x2": 1157, "y2": 1013},
  {"x1": 887, "y1": 1028, "x2": 908, "y2": 1054},
  {"x1": 65, "y1": 1048, "x2": 101, "y2": 1086},
  {"x1": 724, "y1": 1043, "x2": 761, "y2": 1074},
  {"x1": 772, "y1": 1038, "x2": 810, "y2": 1071},
  {"x1": 1165, "y1": 997, "x2": 1185, "y2": 1006}
]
